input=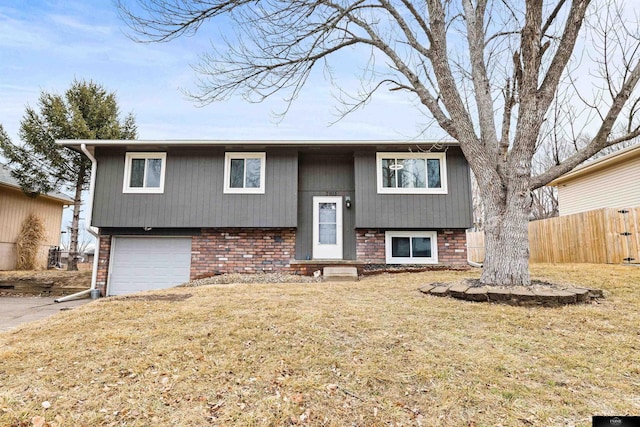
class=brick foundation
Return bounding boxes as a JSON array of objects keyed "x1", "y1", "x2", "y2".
[
  {"x1": 95, "y1": 235, "x2": 112, "y2": 296},
  {"x1": 356, "y1": 228, "x2": 467, "y2": 265},
  {"x1": 191, "y1": 228, "x2": 296, "y2": 279},
  {"x1": 94, "y1": 228, "x2": 467, "y2": 295},
  {"x1": 437, "y1": 229, "x2": 468, "y2": 264},
  {"x1": 356, "y1": 229, "x2": 386, "y2": 263}
]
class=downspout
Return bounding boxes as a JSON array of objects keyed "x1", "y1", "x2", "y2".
[
  {"x1": 55, "y1": 143, "x2": 99, "y2": 302},
  {"x1": 467, "y1": 242, "x2": 483, "y2": 268},
  {"x1": 467, "y1": 257, "x2": 483, "y2": 268}
]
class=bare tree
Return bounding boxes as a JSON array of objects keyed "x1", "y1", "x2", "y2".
[
  {"x1": 119, "y1": 0, "x2": 640, "y2": 286},
  {"x1": 61, "y1": 223, "x2": 93, "y2": 259},
  {"x1": 469, "y1": 173, "x2": 485, "y2": 229}
]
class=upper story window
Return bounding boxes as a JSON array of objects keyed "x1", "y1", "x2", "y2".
[
  {"x1": 123, "y1": 152, "x2": 166, "y2": 194},
  {"x1": 376, "y1": 152, "x2": 447, "y2": 194},
  {"x1": 224, "y1": 152, "x2": 266, "y2": 194}
]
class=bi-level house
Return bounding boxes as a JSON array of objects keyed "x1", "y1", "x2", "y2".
[{"x1": 60, "y1": 140, "x2": 472, "y2": 296}]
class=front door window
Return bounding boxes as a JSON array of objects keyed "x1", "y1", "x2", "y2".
[{"x1": 313, "y1": 197, "x2": 343, "y2": 259}]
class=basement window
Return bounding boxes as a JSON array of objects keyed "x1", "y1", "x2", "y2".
[{"x1": 385, "y1": 231, "x2": 438, "y2": 264}]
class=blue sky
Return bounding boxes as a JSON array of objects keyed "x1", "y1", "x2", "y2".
[
  {"x1": 3, "y1": 1, "x2": 636, "y2": 245},
  {"x1": 0, "y1": 0, "x2": 443, "y2": 245},
  {"x1": 0, "y1": 0, "x2": 438, "y2": 145}
]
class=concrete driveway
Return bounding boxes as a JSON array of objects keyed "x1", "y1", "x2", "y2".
[{"x1": 0, "y1": 297, "x2": 91, "y2": 332}]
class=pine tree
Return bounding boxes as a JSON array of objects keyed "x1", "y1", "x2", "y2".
[{"x1": 0, "y1": 80, "x2": 137, "y2": 270}]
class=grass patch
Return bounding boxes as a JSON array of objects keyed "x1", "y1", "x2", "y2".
[{"x1": 0, "y1": 263, "x2": 638, "y2": 426}]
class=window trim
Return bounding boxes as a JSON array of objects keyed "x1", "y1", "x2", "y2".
[
  {"x1": 223, "y1": 152, "x2": 266, "y2": 194},
  {"x1": 385, "y1": 231, "x2": 438, "y2": 264},
  {"x1": 122, "y1": 152, "x2": 166, "y2": 194},
  {"x1": 376, "y1": 152, "x2": 447, "y2": 194}
]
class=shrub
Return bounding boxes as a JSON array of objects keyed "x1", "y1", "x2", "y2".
[{"x1": 16, "y1": 213, "x2": 45, "y2": 270}]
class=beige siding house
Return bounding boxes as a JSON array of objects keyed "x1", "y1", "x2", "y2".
[
  {"x1": 0, "y1": 164, "x2": 73, "y2": 270},
  {"x1": 549, "y1": 144, "x2": 640, "y2": 216}
]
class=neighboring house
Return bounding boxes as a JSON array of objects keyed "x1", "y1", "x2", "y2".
[
  {"x1": 83, "y1": 249, "x2": 95, "y2": 264},
  {"x1": 60, "y1": 250, "x2": 90, "y2": 264},
  {"x1": 0, "y1": 163, "x2": 73, "y2": 270},
  {"x1": 549, "y1": 144, "x2": 640, "y2": 216},
  {"x1": 60, "y1": 140, "x2": 473, "y2": 296}
]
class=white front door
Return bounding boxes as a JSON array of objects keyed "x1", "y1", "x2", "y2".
[{"x1": 312, "y1": 196, "x2": 343, "y2": 259}]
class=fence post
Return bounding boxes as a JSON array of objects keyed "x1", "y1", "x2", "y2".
[{"x1": 618, "y1": 209, "x2": 636, "y2": 264}]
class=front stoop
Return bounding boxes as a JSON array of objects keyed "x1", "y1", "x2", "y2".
[{"x1": 323, "y1": 267, "x2": 359, "y2": 282}]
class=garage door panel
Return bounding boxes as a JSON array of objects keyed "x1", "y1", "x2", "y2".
[{"x1": 109, "y1": 237, "x2": 192, "y2": 296}]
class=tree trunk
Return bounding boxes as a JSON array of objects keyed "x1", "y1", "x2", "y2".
[
  {"x1": 67, "y1": 166, "x2": 85, "y2": 271},
  {"x1": 480, "y1": 188, "x2": 532, "y2": 286}
]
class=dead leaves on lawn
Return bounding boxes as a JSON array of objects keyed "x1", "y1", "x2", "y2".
[
  {"x1": 0, "y1": 264, "x2": 639, "y2": 425},
  {"x1": 109, "y1": 293, "x2": 193, "y2": 302}
]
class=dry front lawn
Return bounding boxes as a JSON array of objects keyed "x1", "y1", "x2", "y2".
[{"x1": 0, "y1": 264, "x2": 639, "y2": 426}]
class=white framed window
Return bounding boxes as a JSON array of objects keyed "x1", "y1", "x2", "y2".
[
  {"x1": 385, "y1": 231, "x2": 438, "y2": 264},
  {"x1": 123, "y1": 152, "x2": 166, "y2": 194},
  {"x1": 224, "y1": 152, "x2": 266, "y2": 194},
  {"x1": 376, "y1": 152, "x2": 447, "y2": 194}
]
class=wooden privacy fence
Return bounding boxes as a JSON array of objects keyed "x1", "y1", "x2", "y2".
[
  {"x1": 466, "y1": 207, "x2": 640, "y2": 264},
  {"x1": 466, "y1": 231, "x2": 485, "y2": 264}
]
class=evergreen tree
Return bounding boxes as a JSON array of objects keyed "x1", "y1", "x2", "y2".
[{"x1": 0, "y1": 80, "x2": 137, "y2": 270}]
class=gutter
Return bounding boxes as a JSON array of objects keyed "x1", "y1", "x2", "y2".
[
  {"x1": 55, "y1": 144, "x2": 100, "y2": 302},
  {"x1": 57, "y1": 139, "x2": 461, "y2": 149}
]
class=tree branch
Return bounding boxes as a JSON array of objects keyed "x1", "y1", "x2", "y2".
[
  {"x1": 531, "y1": 58, "x2": 640, "y2": 188},
  {"x1": 462, "y1": 0, "x2": 499, "y2": 156}
]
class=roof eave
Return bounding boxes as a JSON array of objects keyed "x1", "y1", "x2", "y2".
[
  {"x1": 0, "y1": 183, "x2": 74, "y2": 205},
  {"x1": 548, "y1": 144, "x2": 640, "y2": 186},
  {"x1": 57, "y1": 139, "x2": 460, "y2": 150}
]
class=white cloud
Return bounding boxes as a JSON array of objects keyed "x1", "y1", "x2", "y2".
[
  {"x1": 0, "y1": 13, "x2": 52, "y2": 49},
  {"x1": 0, "y1": 0, "x2": 443, "y2": 147},
  {"x1": 49, "y1": 14, "x2": 112, "y2": 35}
]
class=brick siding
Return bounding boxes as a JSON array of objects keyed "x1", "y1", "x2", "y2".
[
  {"x1": 94, "y1": 228, "x2": 467, "y2": 295},
  {"x1": 95, "y1": 234, "x2": 112, "y2": 296},
  {"x1": 356, "y1": 228, "x2": 467, "y2": 265},
  {"x1": 437, "y1": 229, "x2": 468, "y2": 264},
  {"x1": 356, "y1": 229, "x2": 386, "y2": 263},
  {"x1": 191, "y1": 228, "x2": 296, "y2": 279}
]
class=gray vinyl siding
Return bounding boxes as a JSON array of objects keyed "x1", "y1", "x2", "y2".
[
  {"x1": 92, "y1": 144, "x2": 472, "y2": 232},
  {"x1": 92, "y1": 147, "x2": 297, "y2": 228},
  {"x1": 354, "y1": 148, "x2": 473, "y2": 228},
  {"x1": 296, "y1": 153, "x2": 356, "y2": 260}
]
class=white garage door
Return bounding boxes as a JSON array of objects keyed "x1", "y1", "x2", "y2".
[{"x1": 108, "y1": 237, "x2": 192, "y2": 296}]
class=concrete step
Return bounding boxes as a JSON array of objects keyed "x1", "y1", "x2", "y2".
[{"x1": 323, "y1": 266, "x2": 358, "y2": 282}]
